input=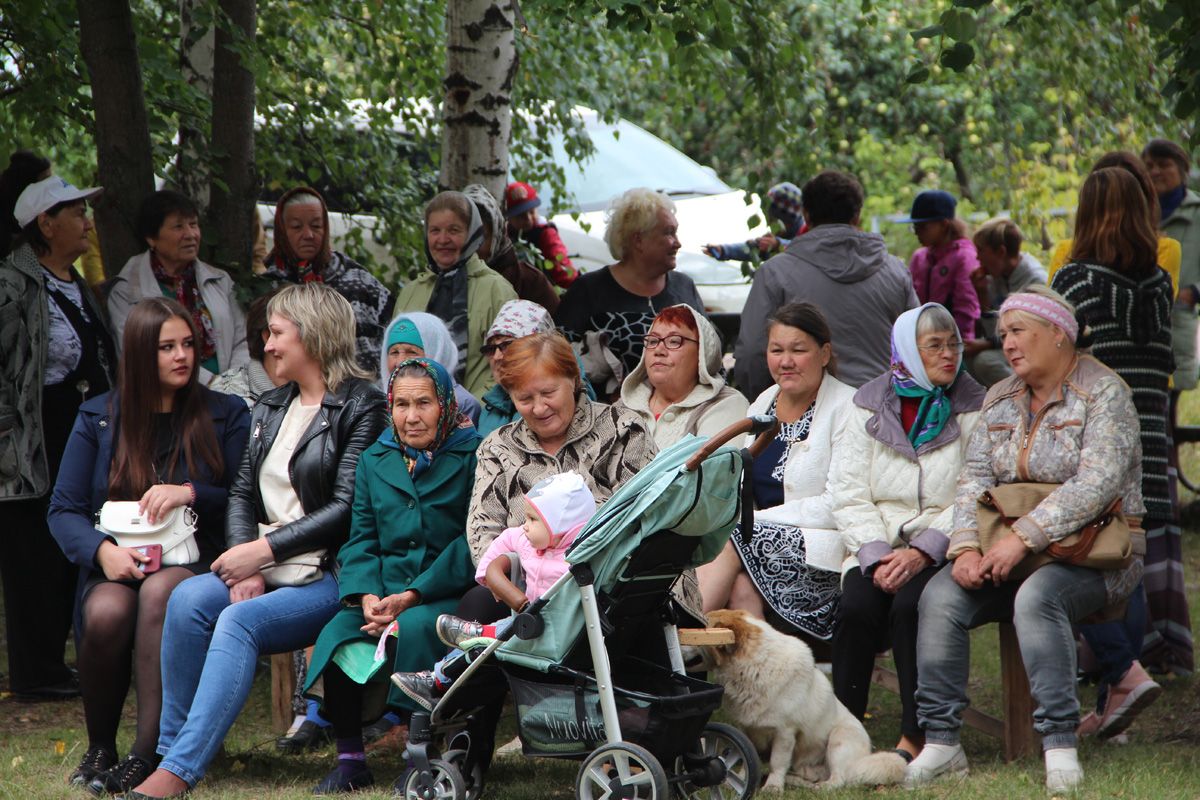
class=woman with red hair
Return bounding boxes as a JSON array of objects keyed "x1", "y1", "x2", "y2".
[{"x1": 615, "y1": 304, "x2": 747, "y2": 449}]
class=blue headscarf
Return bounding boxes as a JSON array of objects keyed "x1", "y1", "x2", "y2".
[
  {"x1": 383, "y1": 357, "x2": 477, "y2": 477},
  {"x1": 889, "y1": 303, "x2": 962, "y2": 449}
]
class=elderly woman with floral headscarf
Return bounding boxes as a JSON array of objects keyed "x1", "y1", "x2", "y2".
[
  {"x1": 302, "y1": 357, "x2": 481, "y2": 793},
  {"x1": 462, "y1": 183, "x2": 560, "y2": 313},
  {"x1": 381, "y1": 312, "x2": 481, "y2": 425},
  {"x1": 827, "y1": 302, "x2": 985, "y2": 762},
  {"x1": 394, "y1": 191, "x2": 517, "y2": 399},
  {"x1": 477, "y1": 299, "x2": 554, "y2": 436}
]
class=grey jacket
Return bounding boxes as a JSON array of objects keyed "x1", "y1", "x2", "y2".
[
  {"x1": 948, "y1": 355, "x2": 1145, "y2": 605},
  {"x1": 107, "y1": 251, "x2": 249, "y2": 384},
  {"x1": 734, "y1": 224, "x2": 917, "y2": 397},
  {"x1": 0, "y1": 244, "x2": 113, "y2": 500}
]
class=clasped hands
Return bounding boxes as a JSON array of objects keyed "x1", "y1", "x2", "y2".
[
  {"x1": 360, "y1": 590, "x2": 420, "y2": 636},
  {"x1": 872, "y1": 548, "x2": 931, "y2": 594},
  {"x1": 952, "y1": 533, "x2": 1031, "y2": 589}
]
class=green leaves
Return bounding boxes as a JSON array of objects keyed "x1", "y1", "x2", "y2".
[
  {"x1": 939, "y1": 41, "x2": 975, "y2": 70},
  {"x1": 940, "y1": 8, "x2": 977, "y2": 42},
  {"x1": 911, "y1": 24, "x2": 944, "y2": 41}
]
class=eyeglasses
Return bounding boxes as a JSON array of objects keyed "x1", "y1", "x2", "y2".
[
  {"x1": 480, "y1": 340, "x2": 515, "y2": 357},
  {"x1": 643, "y1": 334, "x2": 699, "y2": 351},
  {"x1": 917, "y1": 341, "x2": 965, "y2": 354}
]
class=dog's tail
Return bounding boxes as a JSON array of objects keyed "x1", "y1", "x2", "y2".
[{"x1": 845, "y1": 751, "x2": 907, "y2": 786}]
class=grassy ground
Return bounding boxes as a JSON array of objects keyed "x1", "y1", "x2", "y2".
[{"x1": 5, "y1": 399, "x2": 1200, "y2": 800}]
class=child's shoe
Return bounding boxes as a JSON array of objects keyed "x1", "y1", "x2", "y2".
[
  {"x1": 435, "y1": 614, "x2": 487, "y2": 648},
  {"x1": 391, "y1": 670, "x2": 440, "y2": 711}
]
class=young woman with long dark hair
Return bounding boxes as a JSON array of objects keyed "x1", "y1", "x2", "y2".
[
  {"x1": 48, "y1": 297, "x2": 250, "y2": 794},
  {"x1": 1051, "y1": 167, "x2": 1175, "y2": 735}
]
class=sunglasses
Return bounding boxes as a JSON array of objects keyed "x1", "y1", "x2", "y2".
[{"x1": 480, "y1": 340, "x2": 516, "y2": 357}]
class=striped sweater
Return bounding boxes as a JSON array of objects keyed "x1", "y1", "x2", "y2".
[{"x1": 1051, "y1": 261, "x2": 1174, "y2": 521}]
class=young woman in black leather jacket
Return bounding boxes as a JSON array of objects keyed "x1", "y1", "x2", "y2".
[{"x1": 131, "y1": 284, "x2": 386, "y2": 799}]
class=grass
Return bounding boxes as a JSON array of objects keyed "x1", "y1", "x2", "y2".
[{"x1": 5, "y1": 397, "x2": 1200, "y2": 800}]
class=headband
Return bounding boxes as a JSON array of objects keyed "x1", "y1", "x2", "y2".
[{"x1": 998, "y1": 293, "x2": 1078, "y2": 343}]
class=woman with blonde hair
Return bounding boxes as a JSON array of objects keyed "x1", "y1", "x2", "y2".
[
  {"x1": 555, "y1": 188, "x2": 705, "y2": 399},
  {"x1": 131, "y1": 283, "x2": 387, "y2": 799}
]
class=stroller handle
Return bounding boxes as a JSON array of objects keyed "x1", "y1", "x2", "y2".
[{"x1": 684, "y1": 415, "x2": 779, "y2": 472}]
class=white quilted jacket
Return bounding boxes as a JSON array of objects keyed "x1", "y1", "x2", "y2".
[
  {"x1": 829, "y1": 373, "x2": 984, "y2": 575},
  {"x1": 744, "y1": 373, "x2": 856, "y2": 571}
]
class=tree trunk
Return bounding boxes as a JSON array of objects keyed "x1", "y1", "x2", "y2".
[
  {"x1": 76, "y1": 0, "x2": 156, "y2": 279},
  {"x1": 204, "y1": 0, "x2": 256, "y2": 281},
  {"x1": 947, "y1": 146, "x2": 975, "y2": 203},
  {"x1": 440, "y1": 0, "x2": 516, "y2": 200},
  {"x1": 176, "y1": 0, "x2": 216, "y2": 212}
]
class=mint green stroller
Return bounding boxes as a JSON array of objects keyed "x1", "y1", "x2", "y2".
[{"x1": 397, "y1": 417, "x2": 777, "y2": 800}]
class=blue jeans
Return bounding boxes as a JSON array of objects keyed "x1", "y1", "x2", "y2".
[
  {"x1": 915, "y1": 562, "x2": 1107, "y2": 751},
  {"x1": 156, "y1": 572, "x2": 340, "y2": 786}
]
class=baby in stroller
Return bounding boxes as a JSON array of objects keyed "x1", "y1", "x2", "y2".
[{"x1": 393, "y1": 471, "x2": 596, "y2": 709}]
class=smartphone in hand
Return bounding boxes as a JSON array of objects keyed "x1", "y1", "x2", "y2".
[{"x1": 134, "y1": 544, "x2": 163, "y2": 574}]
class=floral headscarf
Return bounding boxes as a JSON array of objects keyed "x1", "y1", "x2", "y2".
[{"x1": 385, "y1": 357, "x2": 475, "y2": 477}]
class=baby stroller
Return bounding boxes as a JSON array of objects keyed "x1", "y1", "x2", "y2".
[{"x1": 397, "y1": 416, "x2": 778, "y2": 800}]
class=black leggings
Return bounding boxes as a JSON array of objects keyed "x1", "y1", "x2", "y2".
[
  {"x1": 831, "y1": 565, "x2": 937, "y2": 739},
  {"x1": 78, "y1": 566, "x2": 195, "y2": 756}
]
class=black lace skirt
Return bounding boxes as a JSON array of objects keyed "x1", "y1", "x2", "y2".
[{"x1": 731, "y1": 521, "x2": 841, "y2": 640}]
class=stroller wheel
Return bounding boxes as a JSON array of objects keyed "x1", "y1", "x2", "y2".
[
  {"x1": 394, "y1": 758, "x2": 466, "y2": 800},
  {"x1": 442, "y1": 748, "x2": 485, "y2": 800},
  {"x1": 576, "y1": 742, "x2": 669, "y2": 800},
  {"x1": 673, "y1": 722, "x2": 761, "y2": 800}
]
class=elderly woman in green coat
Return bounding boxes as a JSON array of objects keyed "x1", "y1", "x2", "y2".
[{"x1": 304, "y1": 357, "x2": 480, "y2": 794}]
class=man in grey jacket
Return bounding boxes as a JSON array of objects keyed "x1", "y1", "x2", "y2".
[{"x1": 734, "y1": 170, "x2": 917, "y2": 397}]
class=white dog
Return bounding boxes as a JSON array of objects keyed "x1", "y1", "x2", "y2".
[{"x1": 699, "y1": 609, "x2": 906, "y2": 791}]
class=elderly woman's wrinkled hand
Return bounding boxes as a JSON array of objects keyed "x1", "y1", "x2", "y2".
[
  {"x1": 951, "y1": 550, "x2": 986, "y2": 589},
  {"x1": 873, "y1": 548, "x2": 931, "y2": 594},
  {"x1": 979, "y1": 534, "x2": 1031, "y2": 585},
  {"x1": 359, "y1": 591, "x2": 419, "y2": 636}
]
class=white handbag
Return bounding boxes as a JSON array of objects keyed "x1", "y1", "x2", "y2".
[
  {"x1": 257, "y1": 523, "x2": 325, "y2": 588},
  {"x1": 96, "y1": 501, "x2": 200, "y2": 566}
]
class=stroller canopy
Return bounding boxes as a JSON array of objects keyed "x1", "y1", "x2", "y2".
[{"x1": 497, "y1": 433, "x2": 744, "y2": 672}]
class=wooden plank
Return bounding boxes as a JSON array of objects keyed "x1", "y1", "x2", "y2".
[
  {"x1": 999, "y1": 622, "x2": 1036, "y2": 761},
  {"x1": 271, "y1": 652, "x2": 297, "y2": 733},
  {"x1": 677, "y1": 627, "x2": 736, "y2": 645}
]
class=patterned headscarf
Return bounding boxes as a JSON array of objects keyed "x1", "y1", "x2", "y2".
[
  {"x1": 385, "y1": 357, "x2": 475, "y2": 477},
  {"x1": 268, "y1": 187, "x2": 333, "y2": 282},
  {"x1": 889, "y1": 303, "x2": 961, "y2": 449},
  {"x1": 150, "y1": 252, "x2": 217, "y2": 363}
]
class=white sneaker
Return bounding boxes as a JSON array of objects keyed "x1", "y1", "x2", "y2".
[
  {"x1": 1045, "y1": 747, "x2": 1083, "y2": 794},
  {"x1": 904, "y1": 743, "x2": 969, "y2": 787}
]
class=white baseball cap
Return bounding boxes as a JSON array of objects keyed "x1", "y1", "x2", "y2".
[{"x1": 14, "y1": 176, "x2": 103, "y2": 228}]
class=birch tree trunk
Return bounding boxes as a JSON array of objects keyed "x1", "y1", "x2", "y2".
[
  {"x1": 76, "y1": 0, "x2": 155, "y2": 278},
  {"x1": 177, "y1": 0, "x2": 216, "y2": 211},
  {"x1": 440, "y1": 0, "x2": 517, "y2": 199},
  {"x1": 204, "y1": 0, "x2": 257, "y2": 280}
]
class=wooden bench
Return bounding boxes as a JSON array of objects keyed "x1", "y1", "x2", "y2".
[
  {"x1": 271, "y1": 652, "x2": 300, "y2": 733},
  {"x1": 871, "y1": 621, "x2": 1035, "y2": 761}
]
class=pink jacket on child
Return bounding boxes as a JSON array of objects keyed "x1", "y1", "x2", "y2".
[
  {"x1": 475, "y1": 524, "x2": 581, "y2": 603},
  {"x1": 908, "y1": 237, "x2": 980, "y2": 340}
]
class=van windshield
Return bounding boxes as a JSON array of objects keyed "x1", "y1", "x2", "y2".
[{"x1": 533, "y1": 119, "x2": 731, "y2": 214}]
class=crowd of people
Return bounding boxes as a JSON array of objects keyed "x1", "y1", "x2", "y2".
[{"x1": 0, "y1": 136, "x2": 1195, "y2": 798}]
